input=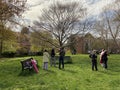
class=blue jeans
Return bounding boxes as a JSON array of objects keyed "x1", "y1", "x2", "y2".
[{"x1": 43, "y1": 62, "x2": 48, "y2": 70}]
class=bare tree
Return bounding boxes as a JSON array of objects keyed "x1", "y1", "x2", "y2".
[
  {"x1": 94, "y1": 19, "x2": 109, "y2": 49},
  {"x1": 30, "y1": 31, "x2": 53, "y2": 51},
  {"x1": 0, "y1": 0, "x2": 27, "y2": 23},
  {"x1": 103, "y1": 3, "x2": 120, "y2": 52},
  {"x1": 94, "y1": 10, "x2": 120, "y2": 53},
  {"x1": 106, "y1": 15, "x2": 120, "y2": 51},
  {"x1": 33, "y1": 1, "x2": 86, "y2": 48}
]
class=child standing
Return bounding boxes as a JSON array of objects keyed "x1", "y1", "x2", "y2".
[
  {"x1": 43, "y1": 50, "x2": 50, "y2": 70},
  {"x1": 89, "y1": 50, "x2": 98, "y2": 71}
]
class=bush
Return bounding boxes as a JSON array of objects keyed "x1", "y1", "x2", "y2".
[
  {"x1": 2, "y1": 51, "x2": 16, "y2": 57},
  {"x1": 36, "y1": 51, "x2": 43, "y2": 56},
  {"x1": 15, "y1": 51, "x2": 43, "y2": 57}
]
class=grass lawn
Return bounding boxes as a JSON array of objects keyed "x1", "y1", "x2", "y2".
[{"x1": 0, "y1": 54, "x2": 120, "y2": 90}]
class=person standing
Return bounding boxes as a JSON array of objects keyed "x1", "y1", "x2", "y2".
[
  {"x1": 89, "y1": 50, "x2": 98, "y2": 71},
  {"x1": 43, "y1": 50, "x2": 49, "y2": 70},
  {"x1": 102, "y1": 50, "x2": 108, "y2": 69},
  {"x1": 100, "y1": 49, "x2": 105, "y2": 67},
  {"x1": 50, "y1": 48, "x2": 56, "y2": 67},
  {"x1": 59, "y1": 47, "x2": 65, "y2": 69}
]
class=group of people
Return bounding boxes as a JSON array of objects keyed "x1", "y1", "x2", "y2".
[
  {"x1": 43, "y1": 47, "x2": 65, "y2": 70},
  {"x1": 31, "y1": 48, "x2": 108, "y2": 72},
  {"x1": 89, "y1": 49, "x2": 108, "y2": 71}
]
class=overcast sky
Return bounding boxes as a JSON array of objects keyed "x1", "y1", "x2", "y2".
[{"x1": 21, "y1": 0, "x2": 115, "y2": 26}]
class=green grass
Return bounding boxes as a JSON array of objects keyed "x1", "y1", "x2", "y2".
[{"x1": 0, "y1": 54, "x2": 120, "y2": 90}]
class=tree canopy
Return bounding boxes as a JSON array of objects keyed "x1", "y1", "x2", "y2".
[
  {"x1": 0, "y1": 0, "x2": 27, "y2": 23},
  {"x1": 33, "y1": 1, "x2": 86, "y2": 48}
]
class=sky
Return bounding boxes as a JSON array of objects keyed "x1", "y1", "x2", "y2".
[{"x1": 21, "y1": 0, "x2": 115, "y2": 26}]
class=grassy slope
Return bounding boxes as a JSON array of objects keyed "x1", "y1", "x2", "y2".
[{"x1": 0, "y1": 54, "x2": 120, "y2": 90}]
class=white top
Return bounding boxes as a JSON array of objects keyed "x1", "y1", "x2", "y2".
[{"x1": 100, "y1": 51, "x2": 104, "y2": 60}]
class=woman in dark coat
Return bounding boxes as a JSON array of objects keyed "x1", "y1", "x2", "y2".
[{"x1": 50, "y1": 48, "x2": 56, "y2": 67}]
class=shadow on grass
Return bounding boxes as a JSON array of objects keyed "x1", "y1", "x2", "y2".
[
  {"x1": 43, "y1": 69, "x2": 56, "y2": 73},
  {"x1": 60, "y1": 68, "x2": 77, "y2": 73},
  {"x1": 18, "y1": 69, "x2": 37, "y2": 76},
  {"x1": 98, "y1": 69, "x2": 119, "y2": 75},
  {"x1": 109, "y1": 69, "x2": 120, "y2": 72},
  {"x1": 42, "y1": 69, "x2": 56, "y2": 74},
  {"x1": 18, "y1": 64, "x2": 41, "y2": 77}
]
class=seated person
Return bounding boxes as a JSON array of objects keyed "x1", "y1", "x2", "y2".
[
  {"x1": 25, "y1": 61, "x2": 32, "y2": 69},
  {"x1": 30, "y1": 58, "x2": 39, "y2": 73}
]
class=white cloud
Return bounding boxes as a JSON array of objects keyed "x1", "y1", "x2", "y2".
[
  {"x1": 87, "y1": 0, "x2": 115, "y2": 16},
  {"x1": 22, "y1": 0, "x2": 114, "y2": 25}
]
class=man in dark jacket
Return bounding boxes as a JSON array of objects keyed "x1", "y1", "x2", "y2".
[
  {"x1": 89, "y1": 50, "x2": 98, "y2": 71},
  {"x1": 59, "y1": 47, "x2": 65, "y2": 69}
]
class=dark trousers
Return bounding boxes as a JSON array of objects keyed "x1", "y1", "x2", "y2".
[
  {"x1": 50, "y1": 57, "x2": 56, "y2": 67},
  {"x1": 59, "y1": 56, "x2": 64, "y2": 69},
  {"x1": 104, "y1": 60, "x2": 108, "y2": 69},
  {"x1": 92, "y1": 60, "x2": 98, "y2": 71}
]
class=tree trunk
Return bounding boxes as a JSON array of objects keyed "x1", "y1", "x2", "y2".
[{"x1": 0, "y1": 39, "x2": 3, "y2": 56}]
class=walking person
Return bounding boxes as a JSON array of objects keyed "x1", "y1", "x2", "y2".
[
  {"x1": 102, "y1": 50, "x2": 108, "y2": 69},
  {"x1": 59, "y1": 47, "x2": 65, "y2": 69},
  {"x1": 50, "y1": 48, "x2": 56, "y2": 67},
  {"x1": 89, "y1": 50, "x2": 98, "y2": 71},
  {"x1": 43, "y1": 50, "x2": 49, "y2": 70}
]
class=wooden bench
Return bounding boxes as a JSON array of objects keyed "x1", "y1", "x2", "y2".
[{"x1": 20, "y1": 58, "x2": 38, "y2": 71}]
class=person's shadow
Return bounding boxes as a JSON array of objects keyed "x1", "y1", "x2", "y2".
[
  {"x1": 60, "y1": 68, "x2": 77, "y2": 74},
  {"x1": 98, "y1": 68, "x2": 119, "y2": 75}
]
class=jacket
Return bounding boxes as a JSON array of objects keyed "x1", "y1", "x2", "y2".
[
  {"x1": 43, "y1": 52, "x2": 49, "y2": 62},
  {"x1": 89, "y1": 54, "x2": 97, "y2": 60}
]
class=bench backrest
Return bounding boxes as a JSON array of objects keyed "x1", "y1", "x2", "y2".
[{"x1": 20, "y1": 58, "x2": 33, "y2": 70}]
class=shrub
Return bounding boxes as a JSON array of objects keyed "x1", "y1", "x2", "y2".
[
  {"x1": 36, "y1": 51, "x2": 43, "y2": 56},
  {"x1": 2, "y1": 51, "x2": 16, "y2": 57}
]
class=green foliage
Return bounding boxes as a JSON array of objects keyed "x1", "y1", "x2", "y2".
[
  {"x1": 36, "y1": 51, "x2": 43, "y2": 56},
  {"x1": 0, "y1": 54, "x2": 120, "y2": 90},
  {"x1": 30, "y1": 31, "x2": 53, "y2": 52},
  {"x1": 0, "y1": 24, "x2": 17, "y2": 54}
]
